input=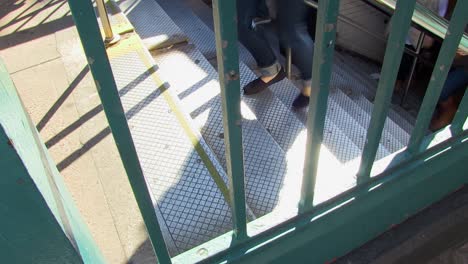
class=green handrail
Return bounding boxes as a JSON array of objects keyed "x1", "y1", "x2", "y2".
[{"x1": 356, "y1": 0, "x2": 416, "y2": 184}]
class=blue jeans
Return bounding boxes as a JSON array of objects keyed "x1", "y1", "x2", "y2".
[
  {"x1": 439, "y1": 67, "x2": 468, "y2": 102},
  {"x1": 237, "y1": 0, "x2": 314, "y2": 80}
]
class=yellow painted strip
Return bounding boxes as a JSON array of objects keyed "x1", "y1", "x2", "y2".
[
  {"x1": 106, "y1": 35, "x2": 142, "y2": 59},
  {"x1": 101, "y1": 2, "x2": 235, "y2": 213},
  {"x1": 113, "y1": 22, "x2": 134, "y2": 35},
  {"x1": 135, "y1": 49, "x2": 232, "y2": 207}
]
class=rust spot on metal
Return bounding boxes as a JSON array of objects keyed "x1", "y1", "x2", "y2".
[
  {"x1": 222, "y1": 40, "x2": 228, "y2": 49},
  {"x1": 226, "y1": 70, "x2": 239, "y2": 81},
  {"x1": 7, "y1": 139, "x2": 14, "y2": 148}
]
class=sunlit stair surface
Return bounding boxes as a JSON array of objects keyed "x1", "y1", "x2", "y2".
[{"x1": 114, "y1": 0, "x2": 414, "y2": 254}]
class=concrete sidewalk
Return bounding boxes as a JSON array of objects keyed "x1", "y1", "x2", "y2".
[{"x1": 0, "y1": 0, "x2": 150, "y2": 262}]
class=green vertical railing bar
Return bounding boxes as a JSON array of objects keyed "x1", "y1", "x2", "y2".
[
  {"x1": 300, "y1": 0, "x2": 340, "y2": 212},
  {"x1": 356, "y1": 0, "x2": 416, "y2": 184},
  {"x1": 212, "y1": 0, "x2": 248, "y2": 240},
  {"x1": 66, "y1": 0, "x2": 172, "y2": 262},
  {"x1": 451, "y1": 88, "x2": 468, "y2": 135},
  {"x1": 407, "y1": 0, "x2": 468, "y2": 154}
]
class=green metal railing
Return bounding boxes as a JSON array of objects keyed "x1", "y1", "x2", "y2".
[
  {"x1": 407, "y1": 0, "x2": 468, "y2": 154},
  {"x1": 212, "y1": 0, "x2": 248, "y2": 241},
  {"x1": 67, "y1": 0, "x2": 172, "y2": 262},
  {"x1": 356, "y1": 0, "x2": 417, "y2": 183},
  {"x1": 66, "y1": 0, "x2": 468, "y2": 262},
  {"x1": 300, "y1": 0, "x2": 340, "y2": 212}
]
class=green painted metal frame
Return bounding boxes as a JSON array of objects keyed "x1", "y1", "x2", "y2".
[
  {"x1": 366, "y1": 0, "x2": 468, "y2": 53},
  {"x1": 407, "y1": 0, "x2": 468, "y2": 154},
  {"x1": 357, "y1": 0, "x2": 416, "y2": 184},
  {"x1": 212, "y1": 0, "x2": 248, "y2": 241},
  {"x1": 300, "y1": 0, "x2": 341, "y2": 212},
  {"x1": 452, "y1": 89, "x2": 468, "y2": 135},
  {"x1": 62, "y1": 0, "x2": 468, "y2": 262},
  {"x1": 1, "y1": 62, "x2": 81, "y2": 264},
  {"x1": 66, "y1": 0, "x2": 171, "y2": 262},
  {"x1": 173, "y1": 128, "x2": 468, "y2": 263},
  {"x1": 1, "y1": 60, "x2": 105, "y2": 263}
]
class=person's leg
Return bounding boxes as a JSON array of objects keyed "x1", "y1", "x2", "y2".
[
  {"x1": 438, "y1": 67, "x2": 468, "y2": 103},
  {"x1": 430, "y1": 67, "x2": 468, "y2": 131},
  {"x1": 276, "y1": 0, "x2": 314, "y2": 107},
  {"x1": 307, "y1": 7, "x2": 318, "y2": 41},
  {"x1": 257, "y1": 0, "x2": 269, "y2": 18},
  {"x1": 237, "y1": 0, "x2": 277, "y2": 72},
  {"x1": 237, "y1": 0, "x2": 285, "y2": 94}
]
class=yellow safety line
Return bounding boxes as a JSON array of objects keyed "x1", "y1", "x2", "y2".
[
  {"x1": 137, "y1": 49, "x2": 233, "y2": 207},
  {"x1": 104, "y1": 24, "x2": 233, "y2": 208},
  {"x1": 106, "y1": 35, "x2": 141, "y2": 59}
]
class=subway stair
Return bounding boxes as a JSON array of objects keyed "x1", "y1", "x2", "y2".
[{"x1": 113, "y1": 0, "x2": 415, "y2": 256}]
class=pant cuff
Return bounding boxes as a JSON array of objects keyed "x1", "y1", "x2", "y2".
[{"x1": 259, "y1": 61, "x2": 281, "y2": 77}]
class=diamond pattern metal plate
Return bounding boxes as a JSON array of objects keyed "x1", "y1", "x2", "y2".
[
  {"x1": 332, "y1": 54, "x2": 413, "y2": 150},
  {"x1": 333, "y1": 53, "x2": 415, "y2": 135},
  {"x1": 168, "y1": 0, "x2": 413, "y2": 159},
  {"x1": 149, "y1": 0, "x2": 385, "y2": 212},
  {"x1": 118, "y1": 0, "x2": 185, "y2": 44},
  {"x1": 153, "y1": 45, "x2": 304, "y2": 216},
  {"x1": 156, "y1": 0, "x2": 257, "y2": 67},
  {"x1": 154, "y1": 0, "x2": 364, "y2": 163},
  {"x1": 115, "y1": 0, "x2": 419, "y2": 243},
  {"x1": 329, "y1": 70, "x2": 402, "y2": 155},
  {"x1": 109, "y1": 51, "x2": 233, "y2": 255}
]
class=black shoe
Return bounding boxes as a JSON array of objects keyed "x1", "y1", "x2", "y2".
[
  {"x1": 292, "y1": 94, "x2": 309, "y2": 108},
  {"x1": 243, "y1": 68, "x2": 286, "y2": 95}
]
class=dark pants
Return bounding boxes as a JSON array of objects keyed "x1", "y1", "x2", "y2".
[
  {"x1": 237, "y1": 0, "x2": 314, "y2": 80},
  {"x1": 439, "y1": 67, "x2": 468, "y2": 102}
]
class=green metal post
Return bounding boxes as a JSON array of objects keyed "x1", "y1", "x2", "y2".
[
  {"x1": 300, "y1": 0, "x2": 340, "y2": 212},
  {"x1": 407, "y1": 0, "x2": 468, "y2": 153},
  {"x1": 356, "y1": 0, "x2": 416, "y2": 184},
  {"x1": 451, "y1": 88, "x2": 468, "y2": 135},
  {"x1": 212, "y1": 0, "x2": 248, "y2": 240},
  {"x1": 66, "y1": 0, "x2": 171, "y2": 262}
]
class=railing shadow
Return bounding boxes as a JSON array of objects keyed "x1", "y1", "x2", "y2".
[
  {"x1": 0, "y1": 0, "x2": 73, "y2": 51},
  {"x1": 37, "y1": 66, "x2": 89, "y2": 132}
]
